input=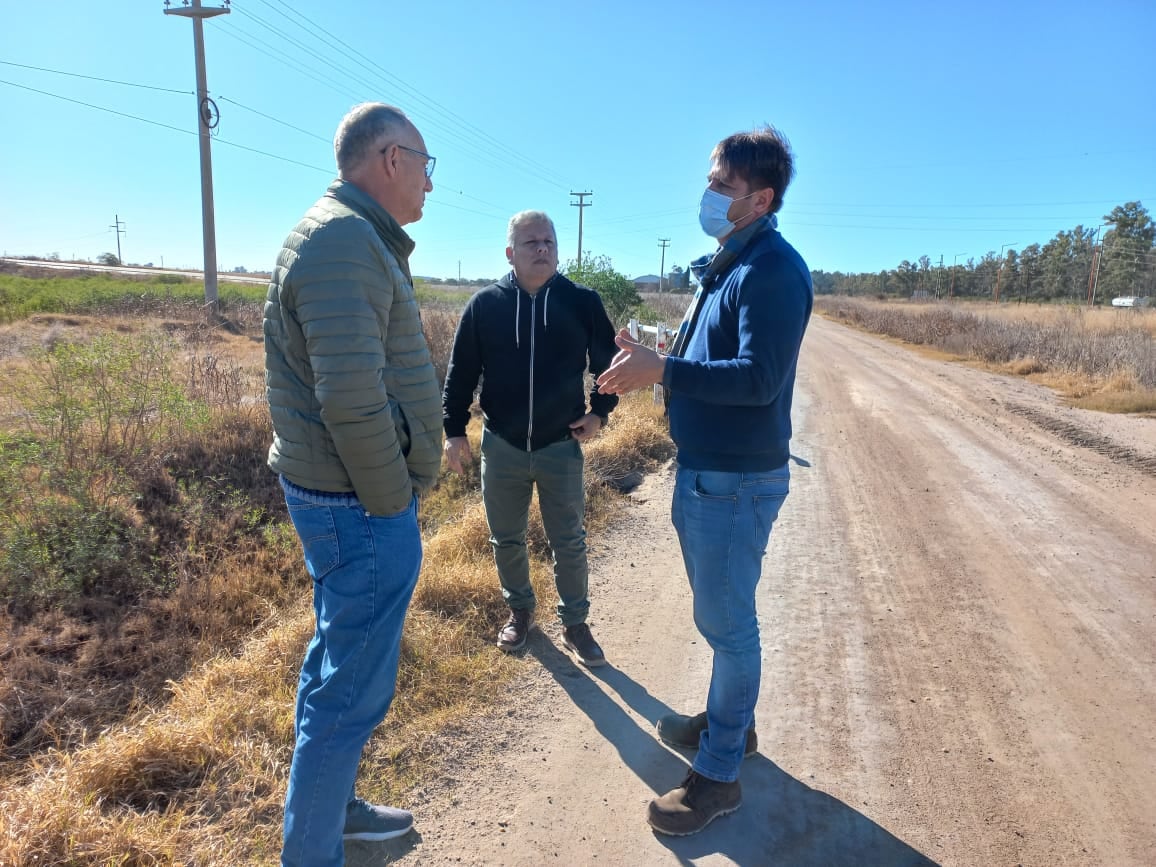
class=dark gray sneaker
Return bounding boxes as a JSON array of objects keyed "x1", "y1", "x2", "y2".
[
  {"x1": 561, "y1": 622, "x2": 606, "y2": 667},
  {"x1": 647, "y1": 770, "x2": 742, "y2": 836},
  {"x1": 656, "y1": 710, "x2": 758, "y2": 757},
  {"x1": 497, "y1": 608, "x2": 535, "y2": 652},
  {"x1": 343, "y1": 797, "x2": 413, "y2": 841}
]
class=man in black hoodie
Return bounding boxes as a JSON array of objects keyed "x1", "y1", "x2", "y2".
[{"x1": 442, "y1": 210, "x2": 618, "y2": 666}]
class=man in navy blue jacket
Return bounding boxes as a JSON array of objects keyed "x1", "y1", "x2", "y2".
[
  {"x1": 443, "y1": 210, "x2": 618, "y2": 667},
  {"x1": 598, "y1": 126, "x2": 812, "y2": 836}
]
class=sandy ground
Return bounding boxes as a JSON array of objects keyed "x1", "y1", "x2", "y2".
[{"x1": 349, "y1": 315, "x2": 1156, "y2": 867}]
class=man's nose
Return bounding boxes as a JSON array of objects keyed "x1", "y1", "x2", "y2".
[{"x1": 424, "y1": 176, "x2": 433, "y2": 193}]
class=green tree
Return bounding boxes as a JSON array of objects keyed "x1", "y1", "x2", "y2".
[
  {"x1": 563, "y1": 253, "x2": 643, "y2": 324},
  {"x1": 1100, "y1": 201, "x2": 1155, "y2": 299},
  {"x1": 895, "y1": 260, "x2": 919, "y2": 296},
  {"x1": 97, "y1": 252, "x2": 121, "y2": 266}
]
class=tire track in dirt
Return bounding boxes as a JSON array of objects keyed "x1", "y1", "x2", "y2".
[{"x1": 1006, "y1": 403, "x2": 1156, "y2": 476}]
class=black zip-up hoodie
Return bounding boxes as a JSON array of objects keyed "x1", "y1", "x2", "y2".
[{"x1": 443, "y1": 271, "x2": 619, "y2": 451}]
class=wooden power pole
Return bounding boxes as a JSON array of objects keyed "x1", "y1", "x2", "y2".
[
  {"x1": 164, "y1": 0, "x2": 230, "y2": 315},
  {"x1": 109, "y1": 214, "x2": 126, "y2": 264},
  {"x1": 658, "y1": 238, "x2": 670, "y2": 291},
  {"x1": 570, "y1": 192, "x2": 592, "y2": 268}
]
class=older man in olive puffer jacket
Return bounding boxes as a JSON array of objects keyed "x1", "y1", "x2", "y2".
[{"x1": 264, "y1": 102, "x2": 442, "y2": 867}]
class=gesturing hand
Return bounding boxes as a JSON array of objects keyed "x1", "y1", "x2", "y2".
[{"x1": 596, "y1": 328, "x2": 667, "y2": 395}]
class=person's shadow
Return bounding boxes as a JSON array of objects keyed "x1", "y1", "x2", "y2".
[{"x1": 531, "y1": 636, "x2": 938, "y2": 867}]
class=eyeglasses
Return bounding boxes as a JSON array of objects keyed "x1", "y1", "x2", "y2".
[{"x1": 382, "y1": 143, "x2": 436, "y2": 179}]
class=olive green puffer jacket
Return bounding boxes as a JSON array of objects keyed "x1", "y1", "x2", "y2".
[{"x1": 264, "y1": 179, "x2": 443, "y2": 516}]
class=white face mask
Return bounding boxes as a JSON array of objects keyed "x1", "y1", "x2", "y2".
[{"x1": 698, "y1": 188, "x2": 757, "y2": 239}]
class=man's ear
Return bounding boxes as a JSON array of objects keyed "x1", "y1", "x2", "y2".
[
  {"x1": 754, "y1": 187, "x2": 775, "y2": 218},
  {"x1": 380, "y1": 144, "x2": 400, "y2": 179},
  {"x1": 505, "y1": 245, "x2": 515, "y2": 265}
]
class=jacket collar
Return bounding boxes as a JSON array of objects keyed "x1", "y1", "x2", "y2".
[
  {"x1": 689, "y1": 213, "x2": 778, "y2": 291},
  {"x1": 328, "y1": 179, "x2": 416, "y2": 277}
]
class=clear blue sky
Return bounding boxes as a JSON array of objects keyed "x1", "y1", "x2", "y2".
[{"x1": 1, "y1": 0, "x2": 1153, "y2": 281}]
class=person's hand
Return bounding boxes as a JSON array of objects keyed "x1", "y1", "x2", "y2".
[
  {"x1": 596, "y1": 328, "x2": 667, "y2": 395},
  {"x1": 443, "y1": 436, "x2": 472, "y2": 474},
  {"x1": 569, "y1": 413, "x2": 603, "y2": 443}
]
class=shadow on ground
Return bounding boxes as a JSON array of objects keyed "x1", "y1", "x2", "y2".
[
  {"x1": 536, "y1": 633, "x2": 939, "y2": 866},
  {"x1": 346, "y1": 629, "x2": 936, "y2": 866}
]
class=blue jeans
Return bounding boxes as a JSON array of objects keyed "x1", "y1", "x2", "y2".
[
  {"x1": 480, "y1": 428, "x2": 589, "y2": 625},
  {"x1": 671, "y1": 463, "x2": 789, "y2": 783},
  {"x1": 279, "y1": 477, "x2": 422, "y2": 867}
]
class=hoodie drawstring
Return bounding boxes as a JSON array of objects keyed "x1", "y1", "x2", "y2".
[{"x1": 515, "y1": 290, "x2": 521, "y2": 348}]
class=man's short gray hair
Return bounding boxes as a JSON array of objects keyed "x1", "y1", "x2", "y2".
[
  {"x1": 507, "y1": 210, "x2": 556, "y2": 247},
  {"x1": 334, "y1": 102, "x2": 412, "y2": 176}
]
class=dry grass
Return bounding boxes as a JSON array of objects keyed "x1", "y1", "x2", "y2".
[
  {"x1": 638, "y1": 292, "x2": 692, "y2": 327},
  {"x1": 0, "y1": 387, "x2": 672, "y2": 865},
  {"x1": 819, "y1": 297, "x2": 1156, "y2": 410},
  {"x1": 959, "y1": 301, "x2": 1156, "y2": 337}
]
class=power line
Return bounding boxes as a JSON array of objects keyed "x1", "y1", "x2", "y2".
[
  {"x1": 1, "y1": 77, "x2": 194, "y2": 136},
  {"x1": 787, "y1": 209, "x2": 1119, "y2": 223},
  {"x1": 217, "y1": 95, "x2": 330, "y2": 143},
  {"x1": 223, "y1": 11, "x2": 571, "y2": 191},
  {"x1": 0, "y1": 77, "x2": 514, "y2": 220},
  {"x1": 0, "y1": 60, "x2": 192, "y2": 94},
  {"x1": 248, "y1": 0, "x2": 572, "y2": 189},
  {"x1": 795, "y1": 197, "x2": 1152, "y2": 209},
  {"x1": 226, "y1": 0, "x2": 573, "y2": 190}
]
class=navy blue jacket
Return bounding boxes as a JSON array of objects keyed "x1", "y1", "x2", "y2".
[
  {"x1": 663, "y1": 224, "x2": 812, "y2": 472},
  {"x1": 443, "y1": 272, "x2": 619, "y2": 451}
]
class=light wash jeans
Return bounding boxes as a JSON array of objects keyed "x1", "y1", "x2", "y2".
[
  {"x1": 279, "y1": 476, "x2": 422, "y2": 867},
  {"x1": 671, "y1": 463, "x2": 789, "y2": 783},
  {"x1": 480, "y1": 427, "x2": 590, "y2": 626}
]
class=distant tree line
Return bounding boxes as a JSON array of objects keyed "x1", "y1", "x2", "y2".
[{"x1": 812, "y1": 201, "x2": 1155, "y2": 303}]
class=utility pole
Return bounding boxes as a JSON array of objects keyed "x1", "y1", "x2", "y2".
[
  {"x1": 1087, "y1": 223, "x2": 1112, "y2": 307},
  {"x1": 109, "y1": 214, "x2": 126, "y2": 264},
  {"x1": 994, "y1": 242, "x2": 1016, "y2": 303},
  {"x1": 570, "y1": 191, "x2": 592, "y2": 268},
  {"x1": 950, "y1": 252, "x2": 966, "y2": 299},
  {"x1": 165, "y1": 0, "x2": 230, "y2": 315},
  {"x1": 935, "y1": 254, "x2": 944, "y2": 298},
  {"x1": 658, "y1": 238, "x2": 671, "y2": 291},
  {"x1": 1089, "y1": 235, "x2": 1106, "y2": 307}
]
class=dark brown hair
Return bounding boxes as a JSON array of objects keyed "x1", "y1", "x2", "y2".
[{"x1": 711, "y1": 125, "x2": 795, "y2": 214}]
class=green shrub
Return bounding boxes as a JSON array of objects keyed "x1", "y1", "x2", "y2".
[{"x1": 0, "y1": 334, "x2": 216, "y2": 614}]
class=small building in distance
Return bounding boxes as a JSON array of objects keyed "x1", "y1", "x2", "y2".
[{"x1": 633, "y1": 274, "x2": 661, "y2": 292}]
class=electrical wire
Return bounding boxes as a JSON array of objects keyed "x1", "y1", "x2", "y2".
[
  {"x1": 0, "y1": 60, "x2": 191, "y2": 94},
  {"x1": 229, "y1": 1, "x2": 572, "y2": 190},
  {"x1": 217, "y1": 95, "x2": 330, "y2": 143},
  {"x1": 218, "y1": 16, "x2": 567, "y2": 192},
  {"x1": 251, "y1": 0, "x2": 571, "y2": 188}
]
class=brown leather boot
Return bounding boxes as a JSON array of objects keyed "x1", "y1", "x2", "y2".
[{"x1": 647, "y1": 770, "x2": 742, "y2": 836}]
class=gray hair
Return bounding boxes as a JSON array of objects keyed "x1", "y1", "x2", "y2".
[
  {"x1": 507, "y1": 210, "x2": 556, "y2": 247},
  {"x1": 334, "y1": 102, "x2": 412, "y2": 176}
]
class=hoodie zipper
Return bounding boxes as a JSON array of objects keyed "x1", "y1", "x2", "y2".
[{"x1": 526, "y1": 292, "x2": 537, "y2": 450}]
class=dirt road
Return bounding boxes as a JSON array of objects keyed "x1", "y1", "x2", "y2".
[{"x1": 351, "y1": 315, "x2": 1156, "y2": 866}]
